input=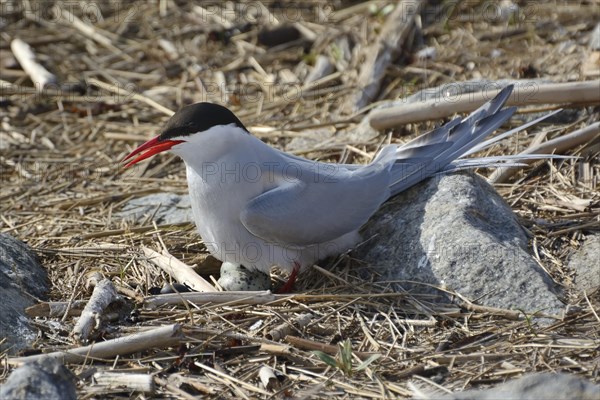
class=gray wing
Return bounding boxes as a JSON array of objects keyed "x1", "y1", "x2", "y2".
[{"x1": 240, "y1": 162, "x2": 391, "y2": 247}]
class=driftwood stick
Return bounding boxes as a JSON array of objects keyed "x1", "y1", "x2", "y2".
[
  {"x1": 163, "y1": 374, "x2": 215, "y2": 395},
  {"x1": 145, "y1": 291, "x2": 408, "y2": 308},
  {"x1": 79, "y1": 222, "x2": 191, "y2": 240},
  {"x1": 144, "y1": 290, "x2": 278, "y2": 308},
  {"x1": 259, "y1": 343, "x2": 293, "y2": 356},
  {"x1": 154, "y1": 377, "x2": 198, "y2": 400},
  {"x1": 457, "y1": 300, "x2": 522, "y2": 321},
  {"x1": 87, "y1": 77, "x2": 174, "y2": 116},
  {"x1": 92, "y1": 372, "x2": 155, "y2": 394},
  {"x1": 58, "y1": 8, "x2": 119, "y2": 52},
  {"x1": 9, "y1": 324, "x2": 183, "y2": 366},
  {"x1": 266, "y1": 313, "x2": 314, "y2": 341},
  {"x1": 26, "y1": 301, "x2": 87, "y2": 318},
  {"x1": 345, "y1": 0, "x2": 425, "y2": 111},
  {"x1": 10, "y1": 38, "x2": 57, "y2": 90},
  {"x1": 141, "y1": 246, "x2": 216, "y2": 293},
  {"x1": 430, "y1": 353, "x2": 514, "y2": 364},
  {"x1": 158, "y1": 39, "x2": 179, "y2": 61},
  {"x1": 115, "y1": 284, "x2": 145, "y2": 303},
  {"x1": 192, "y1": 361, "x2": 271, "y2": 395},
  {"x1": 284, "y1": 335, "x2": 376, "y2": 360},
  {"x1": 258, "y1": 365, "x2": 280, "y2": 391},
  {"x1": 488, "y1": 122, "x2": 600, "y2": 183},
  {"x1": 284, "y1": 335, "x2": 340, "y2": 355},
  {"x1": 71, "y1": 278, "x2": 119, "y2": 343},
  {"x1": 369, "y1": 80, "x2": 600, "y2": 130}
]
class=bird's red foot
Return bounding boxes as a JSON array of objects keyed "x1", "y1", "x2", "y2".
[{"x1": 276, "y1": 262, "x2": 300, "y2": 294}]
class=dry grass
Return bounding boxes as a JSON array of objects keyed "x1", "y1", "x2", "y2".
[{"x1": 1, "y1": 1, "x2": 599, "y2": 398}]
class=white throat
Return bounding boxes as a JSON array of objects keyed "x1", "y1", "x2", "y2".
[{"x1": 170, "y1": 124, "x2": 250, "y2": 166}]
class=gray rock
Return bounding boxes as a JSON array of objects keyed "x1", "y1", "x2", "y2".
[
  {"x1": 0, "y1": 357, "x2": 77, "y2": 400},
  {"x1": 117, "y1": 193, "x2": 193, "y2": 225},
  {"x1": 0, "y1": 233, "x2": 48, "y2": 353},
  {"x1": 569, "y1": 234, "x2": 600, "y2": 293},
  {"x1": 0, "y1": 233, "x2": 47, "y2": 297},
  {"x1": 355, "y1": 173, "x2": 564, "y2": 315},
  {"x1": 439, "y1": 372, "x2": 599, "y2": 400},
  {"x1": 217, "y1": 262, "x2": 271, "y2": 291}
]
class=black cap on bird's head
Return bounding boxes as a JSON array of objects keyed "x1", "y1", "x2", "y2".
[
  {"x1": 159, "y1": 102, "x2": 248, "y2": 141},
  {"x1": 122, "y1": 102, "x2": 248, "y2": 167}
]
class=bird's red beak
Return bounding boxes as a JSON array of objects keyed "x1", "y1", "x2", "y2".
[{"x1": 122, "y1": 136, "x2": 184, "y2": 168}]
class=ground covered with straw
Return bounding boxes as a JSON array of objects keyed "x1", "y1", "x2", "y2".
[{"x1": 1, "y1": 1, "x2": 599, "y2": 398}]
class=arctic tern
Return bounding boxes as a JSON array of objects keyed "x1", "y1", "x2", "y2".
[{"x1": 123, "y1": 85, "x2": 557, "y2": 290}]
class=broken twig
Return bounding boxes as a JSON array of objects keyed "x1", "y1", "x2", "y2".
[
  {"x1": 345, "y1": 0, "x2": 425, "y2": 111},
  {"x1": 489, "y1": 122, "x2": 600, "y2": 183},
  {"x1": 10, "y1": 324, "x2": 183, "y2": 366},
  {"x1": 71, "y1": 278, "x2": 119, "y2": 343},
  {"x1": 141, "y1": 246, "x2": 216, "y2": 293},
  {"x1": 10, "y1": 38, "x2": 57, "y2": 90},
  {"x1": 369, "y1": 80, "x2": 600, "y2": 129}
]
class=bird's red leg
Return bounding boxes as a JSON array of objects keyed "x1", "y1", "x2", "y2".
[{"x1": 276, "y1": 261, "x2": 301, "y2": 294}]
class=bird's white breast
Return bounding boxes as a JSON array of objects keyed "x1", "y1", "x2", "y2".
[{"x1": 177, "y1": 127, "x2": 360, "y2": 273}]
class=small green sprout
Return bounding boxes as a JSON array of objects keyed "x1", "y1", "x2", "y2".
[{"x1": 313, "y1": 339, "x2": 381, "y2": 377}]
